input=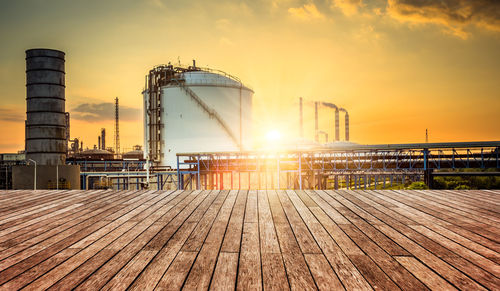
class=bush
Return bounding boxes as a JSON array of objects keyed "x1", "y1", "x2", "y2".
[
  {"x1": 454, "y1": 184, "x2": 470, "y2": 190},
  {"x1": 407, "y1": 182, "x2": 428, "y2": 190}
]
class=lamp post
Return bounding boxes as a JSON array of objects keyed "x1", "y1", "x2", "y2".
[{"x1": 27, "y1": 159, "x2": 37, "y2": 190}]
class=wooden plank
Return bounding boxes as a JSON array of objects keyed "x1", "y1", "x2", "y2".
[
  {"x1": 342, "y1": 225, "x2": 427, "y2": 290},
  {"x1": 210, "y1": 252, "x2": 238, "y2": 290},
  {"x1": 0, "y1": 190, "x2": 119, "y2": 246},
  {"x1": 385, "y1": 190, "x2": 499, "y2": 241},
  {"x1": 287, "y1": 190, "x2": 372, "y2": 290},
  {"x1": 395, "y1": 256, "x2": 457, "y2": 291},
  {"x1": 404, "y1": 190, "x2": 500, "y2": 225},
  {"x1": 0, "y1": 190, "x2": 152, "y2": 285},
  {"x1": 258, "y1": 190, "x2": 289, "y2": 291},
  {"x1": 152, "y1": 251, "x2": 197, "y2": 290},
  {"x1": 304, "y1": 254, "x2": 344, "y2": 290},
  {"x1": 0, "y1": 189, "x2": 496, "y2": 291},
  {"x1": 21, "y1": 191, "x2": 188, "y2": 290},
  {"x1": 220, "y1": 190, "x2": 247, "y2": 253},
  {"x1": 267, "y1": 190, "x2": 316, "y2": 290},
  {"x1": 356, "y1": 190, "x2": 500, "y2": 264},
  {"x1": 179, "y1": 190, "x2": 238, "y2": 290},
  {"x1": 377, "y1": 224, "x2": 487, "y2": 290},
  {"x1": 181, "y1": 190, "x2": 231, "y2": 252},
  {"x1": 261, "y1": 253, "x2": 290, "y2": 291},
  {"x1": 237, "y1": 222, "x2": 262, "y2": 291},
  {"x1": 339, "y1": 223, "x2": 429, "y2": 290},
  {"x1": 277, "y1": 190, "x2": 321, "y2": 254},
  {"x1": 411, "y1": 225, "x2": 500, "y2": 277},
  {"x1": 48, "y1": 191, "x2": 194, "y2": 290},
  {"x1": 126, "y1": 190, "x2": 224, "y2": 290},
  {"x1": 0, "y1": 248, "x2": 80, "y2": 290},
  {"x1": 339, "y1": 191, "x2": 497, "y2": 290},
  {"x1": 319, "y1": 190, "x2": 409, "y2": 256},
  {"x1": 304, "y1": 190, "x2": 351, "y2": 225},
  {"x1": 0, "y1": 190, "x2": 144, "y2": 261},
  {"x1": 76, "y1": 190, "x2": 213, "y2": 290},
  {"x1": 362, "y1": 190, "x2": 500, "y2": 253},
  {"x1": 258, "y1": 190, "x2": 281, "y2": 254}
]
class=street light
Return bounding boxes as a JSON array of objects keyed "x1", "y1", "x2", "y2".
[{"x1": 27, "y1": 159, "x2": 37, "y2": 190}]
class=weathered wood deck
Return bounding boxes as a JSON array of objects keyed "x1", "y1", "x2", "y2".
[{"x1": 0, "y1": 189, "x2": 498, "y2": 290}]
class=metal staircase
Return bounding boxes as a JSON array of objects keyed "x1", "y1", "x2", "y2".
[{"x1": 177, "y1": 81, "x2": 241, "y2": 150}]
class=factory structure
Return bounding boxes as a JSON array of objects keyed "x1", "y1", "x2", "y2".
[
  {"x1": 143, "y1": 62, "x2": 253, "y2": 168},
  {"x1": 11, "y1": 49, "x2": 80, "y2": 190},
  {"x1": 0, "y1": 48, "x2": 498, "y2": 190}
]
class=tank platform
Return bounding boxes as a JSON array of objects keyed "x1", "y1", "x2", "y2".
[{"x1": 0, "y1": 189, "x2": 498, "y2": 289}]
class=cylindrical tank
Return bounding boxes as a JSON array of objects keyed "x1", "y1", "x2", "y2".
[
  {"x1": 25, "y1": 48, "x2": 66, "y2": 165},
  {"x1": 144, "y1": 64, "x2": 253, "y2": 168}
]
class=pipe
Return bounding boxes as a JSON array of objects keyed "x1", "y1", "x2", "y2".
[
  {"x1": 299, "y1": 97, "x2": 303, "y2": 139},
  {"x1": 314, "y1": 102, "x2": 319, "y2": 142}
]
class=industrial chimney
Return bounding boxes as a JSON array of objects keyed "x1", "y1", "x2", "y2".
[
  {"x1": 314, "y1": 102, "x2": 319, "y2": 142},
  {"x1": 25, "y1": 49, "x2": 67, "y2": 165},
  {"x1": 101, "y1": 128, "x2": 106, "y2": 150},
  {"x1": 13, "y1": 48, "x2": 80, "y2": 190},
  {"x1": 339, "y1": 108, "x2": 349, "y2": 141}
]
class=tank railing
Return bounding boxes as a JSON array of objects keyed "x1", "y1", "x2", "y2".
[
  {"x1": 150, "y1": 63, "x2": 253, "y2": 91},
  {"x1": 167, "y1": 78, "x2": 251, "y2": 90},
  {"x1": 174, "y1": 79, "x2": 242, "y2": 151}
]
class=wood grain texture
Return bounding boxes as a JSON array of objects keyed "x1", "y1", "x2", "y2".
[{"x1": 0, "y1": 189, "x2": 496, "y2": 290}]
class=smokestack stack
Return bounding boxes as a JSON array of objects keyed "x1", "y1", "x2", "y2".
[
  {"x1": 345, "y1": 112, "x2": 349, "y2": 141},
  {"x1": 299, "y1": 97, "x2": 303, "y2": 139},
  {"x1": 101, "y1": 128, "x2": 106, "y2": 150},
  {"x1": 98, "y1": 136, "x2": 101, "y2": 150},
  {"x1": 314, "y1": 101, "x2": 319, "y2": 142},
  {"x1": 335, "y1": 109, "x2": 339, "y2": 141},
  {"x1": 25, "y1": 48, "x2": 66, "y2": 165}
]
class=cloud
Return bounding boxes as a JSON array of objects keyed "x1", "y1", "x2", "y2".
[
  {"x1": 331, "y1": 0, "x2": 364, "y2": 16},
  {"x1": 387, "y1": 0, "x2": 500, "y2": 39},
  {"x1": 71, "y1": 102, "x2": 141, "y2": 122},
  {"x1": 215, "y1": 18, "x2": 231, "y2": 31},
  {"x1": 0, "y1": 108, "x2": 24, "y2": 122},
  {"x1": 149, "y1": 0, "x2": 166, "y2": 9},
  {"x1": 288, "y1": 3, "x2": 326, "y2": 20}
]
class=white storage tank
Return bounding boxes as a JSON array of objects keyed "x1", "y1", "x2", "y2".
[{"x1": 143, "y1": 62, "x2": 253, "y2": 168}]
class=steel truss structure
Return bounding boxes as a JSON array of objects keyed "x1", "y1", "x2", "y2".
[{"x1": 176, "y1": 142, "x2": 500, "y2": 190}]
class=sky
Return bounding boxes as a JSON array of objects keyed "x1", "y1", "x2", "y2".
[{"x1": 0, "y1": 0, "x2": 499, "y2": 152}]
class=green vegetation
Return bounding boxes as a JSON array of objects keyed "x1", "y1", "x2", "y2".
[
  {"x1": 433, "y1": 176, "x2": 499, "y2": 190},
  {"x1": 407, "y1": 182, "x2": 428, "y2": 190}
]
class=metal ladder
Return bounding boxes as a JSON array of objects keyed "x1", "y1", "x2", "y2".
[{"x1": 177, "y1": 81, "x2": 241, "y2": 150}]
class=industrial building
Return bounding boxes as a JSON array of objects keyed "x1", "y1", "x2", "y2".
[
  {"x1": 0, "y1": 49, "x2": 497, "y2": 191},
  {"x1": 10, "y1": 49, "x2": 80, "y2": 190},
  {"x1": 143, "y1": 61, "x2": 253, "y2": 168}
]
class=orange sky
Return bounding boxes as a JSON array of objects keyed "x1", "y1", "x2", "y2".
[{"x1": 0, "y1": 0, "x2": 499, "y2": 153}]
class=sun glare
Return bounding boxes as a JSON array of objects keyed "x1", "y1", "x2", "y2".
[{"x1": 266, "y1": 130, "x2": 282, "y2": 141}]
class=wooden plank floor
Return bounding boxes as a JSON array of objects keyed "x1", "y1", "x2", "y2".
[{"x1": 0, "y1": 189, "x2": 498, "y2": 290}]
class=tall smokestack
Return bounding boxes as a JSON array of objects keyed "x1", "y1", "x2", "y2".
[
  {"x1": 321, "y1": 102, "x2": 340, "y2": 142},
  {"x1": 114, "y1": 97, "x2": 120, "y2": 154},
  {"x1": 98, "y1": 136, "x2": 101, "y2": 150},
  {"x1": 25, "y1": 49, "x2": 66, "y2": 165},
  {"x1": 314, "y1": 101, "x2": 319, "y2": 142},
  {"x1": 345, "y1": 112, "x2": 349, "y2": 141},
  {"x1": 299, "y1": 97, "x2": 303, "y2": 139},
  {"x1": 335, "y1": 109, "x2": 339, "y2": 141},
  {"x1": 101, "y1": 128, "x2": 106, "y2": 150}
]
